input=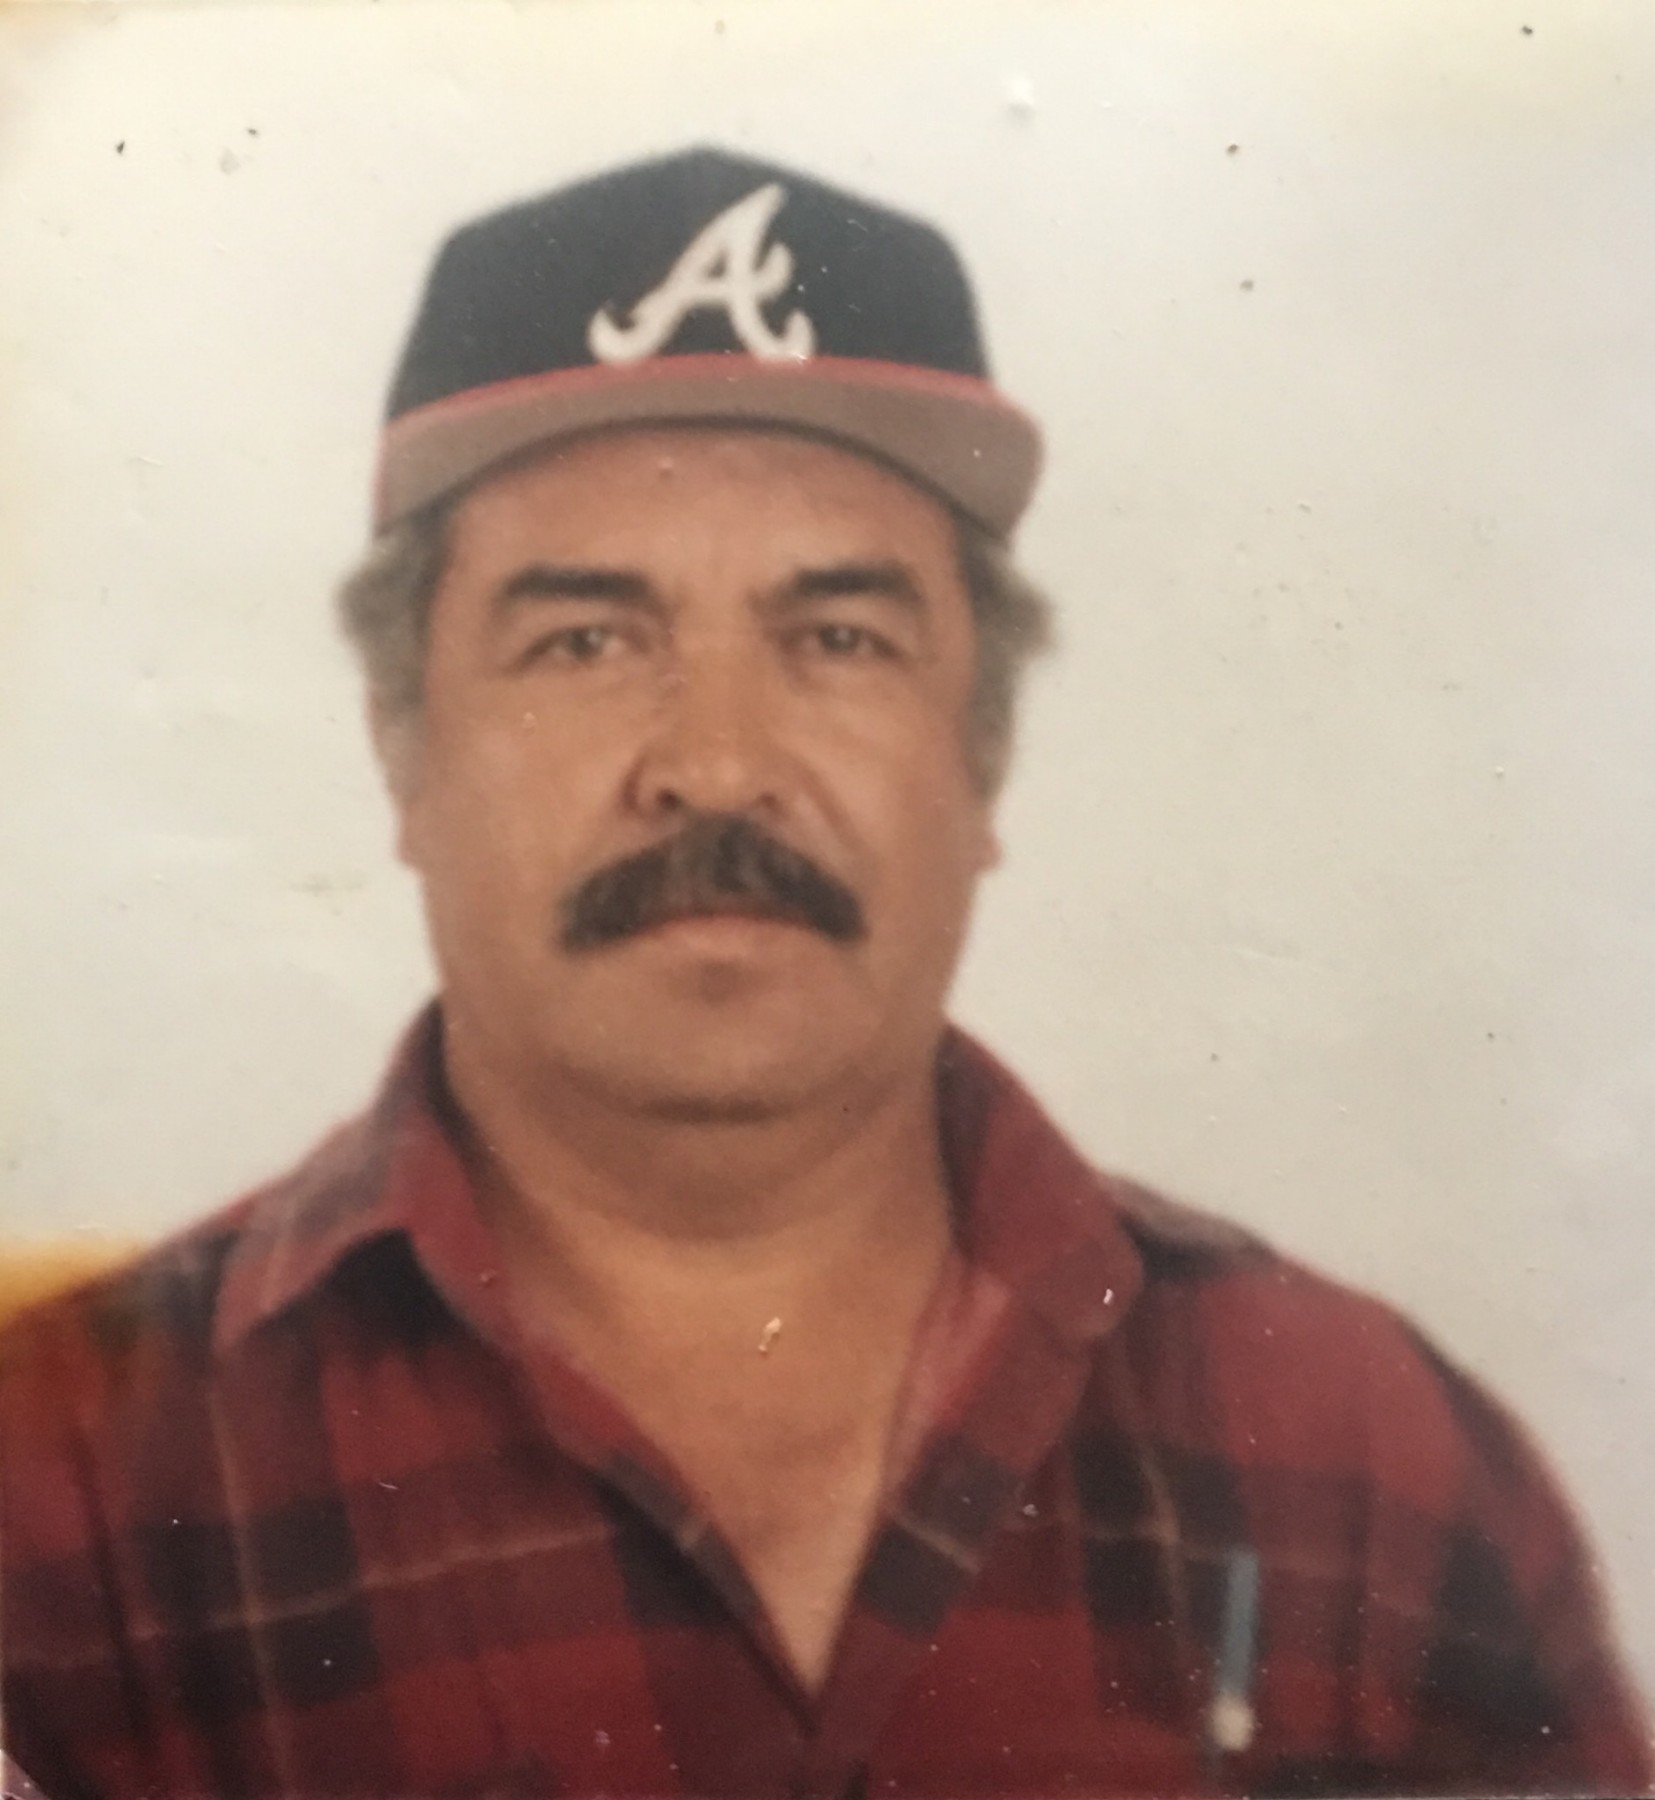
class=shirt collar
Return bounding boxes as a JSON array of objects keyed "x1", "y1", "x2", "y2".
[
  {"x1": 933, "y1": 1030, "x2": 1144, "y2": 1345},
  {"x1": 213, "y1": 1005, "x2": 487, "y2": 1357},
  {"x1": 213, "y1": 1006, "x2": 1143, "y2": 1358}
]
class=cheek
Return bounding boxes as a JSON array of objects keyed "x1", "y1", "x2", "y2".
[
  {"x1": 815, "y1": 684, "x2": 992, "y2": 875},
  {"x1": 396, "y1": 704, "x2": 598, "y2": 894},
  {"x1": 869, "y1": 761, "x2": 997, "y2": 913}
]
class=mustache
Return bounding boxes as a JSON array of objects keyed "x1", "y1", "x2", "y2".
[{"x1": 560, "y1": 813, "x2": 866, "y2": 951}]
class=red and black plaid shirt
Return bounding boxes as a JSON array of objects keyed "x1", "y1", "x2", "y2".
[{"x1": 2, "y1": 1012, "x2": 1649, "y2": 1798}]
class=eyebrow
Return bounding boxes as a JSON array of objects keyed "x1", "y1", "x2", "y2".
[
  {"x1": 492, "y1": 565, "x2": 659, "y2": 613},
  {"x1": 774, "y1": 561, "x2": 926, "y2": 611},
  {"x1": 490, "y1": 559, "x2": 928, "y2": 619}
]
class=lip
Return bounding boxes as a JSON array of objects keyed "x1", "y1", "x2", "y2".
[{"x1": 629, "y1": 909, "x2": 820, "y2": 947}]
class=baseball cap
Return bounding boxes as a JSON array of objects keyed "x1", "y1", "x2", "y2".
[{"x1": 376, "y1": 147, "x2": 1042, "y2": 537}]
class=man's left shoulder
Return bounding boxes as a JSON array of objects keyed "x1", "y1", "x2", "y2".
[
  {"x1": 1100, "y1": 1175, "x2": 1521, "y2": 1484},
  {"x1": 1109, "y1": 1172, "x2": 1425, "y2": 1350},
  {"x1": 1105, "y1": 1174, "x2": 1272, "y2": 1273}
]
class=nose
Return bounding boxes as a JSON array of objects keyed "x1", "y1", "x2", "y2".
[{"x1": 626, "y1": 641, "x2": 788, "y2": 822}]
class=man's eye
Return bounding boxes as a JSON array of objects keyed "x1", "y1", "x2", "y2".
[
  {"x1": 804, "y1": 623, "x2": 896, "y2": 660},
  {"x1": 528, "y1": 624, "x2": 620, "y2": 665}
]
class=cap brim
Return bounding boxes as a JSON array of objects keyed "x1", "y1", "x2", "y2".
[{"x1": 374, "y1": 353, "x2": 1042, "y2": 538}]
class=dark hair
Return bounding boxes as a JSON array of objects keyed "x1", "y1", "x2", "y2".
[{"x1": 338, "y1": 492, "x2": 1052, "y2": 794}]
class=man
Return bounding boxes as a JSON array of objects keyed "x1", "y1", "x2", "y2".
[{"x1": 0, "y1": 148, "x2": 1648, "y2": 1798}]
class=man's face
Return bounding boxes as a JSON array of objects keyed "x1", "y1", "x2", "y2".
[{"x1": 389, "y1": 426, "x2": 999, "y2": 1122}]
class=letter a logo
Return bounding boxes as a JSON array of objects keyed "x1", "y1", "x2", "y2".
[{"x1": 587, "y1": 183, "x2": 816, "y2": 365}]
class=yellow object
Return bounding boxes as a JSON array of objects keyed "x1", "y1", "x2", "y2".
[{"x1": 0, "y1": 1242, "x2": 139, "y2": 1328}]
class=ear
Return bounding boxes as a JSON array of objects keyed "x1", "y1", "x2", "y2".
[
  {"x1": 964, "y1": 791, "x2": 1002, "y2": 876},
  {"x1": 367, "y1": 697, "x2": 425, "y2": 866}
]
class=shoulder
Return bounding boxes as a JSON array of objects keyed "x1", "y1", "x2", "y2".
[
  {"x1": 1106, "y1": 1173, "x2": 1271, "y2": 1272},
  {"x1": 0, "y1": 1017, "x2": 439, "y2": 1425},
  {"x1": 0, "y1": 1198, "x2": 263, "y2": 1667},
  {"x1": 1108, "y1": 1170, "x2": 1434, "y2": 1365},
  {"x1": 1099, "y1": 1174, "x2": 1522, "y2": 1502},
  {"x1": 1094, "y1": 1175, "x2": 1602, "y2": 1619},
  {"x1": 0, "y1": 1197, "x2": 252, "y2": 1448},
  {"x1": 1092, "y1": 1179, "x2": 1650, "y2": 1794},
  {"x1": 0, "y1": 1104, "x2": 385, "y2": 1445}
]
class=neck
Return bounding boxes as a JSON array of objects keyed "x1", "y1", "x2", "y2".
[{"x1": 438, "y1": 1018, "x2": 956, "y2": 1346}]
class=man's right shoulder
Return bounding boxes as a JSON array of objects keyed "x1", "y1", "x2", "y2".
[
  {"x1": 0, "y1": 1202, "x2": 252, "y2": 1417},
  {"x1": 0, "y1": 1109, "x2": 381, "y2": 1431}
]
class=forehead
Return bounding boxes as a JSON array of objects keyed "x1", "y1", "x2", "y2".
[{"x1": 441, "y1": 424, "x2": 964, "y2": 573}]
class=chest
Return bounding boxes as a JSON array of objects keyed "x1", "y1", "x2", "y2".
[
  {"x1": 589, "y1": 1338, "x2": 905, "y2": 1686},
  {"x1": 41, "y1": 1307, "x2": 1436, "y2": 1800},
  {"x1": 72, "y1": 1372, "x2": 1314, "y2": 1800}
]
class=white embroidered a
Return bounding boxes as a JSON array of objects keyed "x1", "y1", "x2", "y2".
[{"x1": 587, "y1": 183, "x2": 816, "y2": 364}]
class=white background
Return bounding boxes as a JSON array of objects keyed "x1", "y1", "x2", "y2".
[{"x1": 2, "y1": 0, "x2": 1653, "y2": 1707}]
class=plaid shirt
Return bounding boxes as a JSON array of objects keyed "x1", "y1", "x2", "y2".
[{"x1": 2, "y1": 1012, "x2": 1648, "y2": 1799}]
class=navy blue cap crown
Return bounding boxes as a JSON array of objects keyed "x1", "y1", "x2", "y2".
[
  {"x1": 376, "y1": 147, "x2": 1041, "y2": 534},
  {"x1": 390, "y1": 147, "x2": 991, "y2": 418}
]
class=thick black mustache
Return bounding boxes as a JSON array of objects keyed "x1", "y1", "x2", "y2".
[{"x1": 560, "y1": 813, "x2": 866, "y2": 951}]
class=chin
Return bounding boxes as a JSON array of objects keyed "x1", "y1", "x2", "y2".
[
  {"x1": 606, "y1": 1042, "x2": 837, "y2": 1122},
  {"x1": 556, "y1": 1006, "x2": 868, "y2": 1125},
  {"x1": 634, "y1": 1088, "x2": 797, "y2": 1125}
]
